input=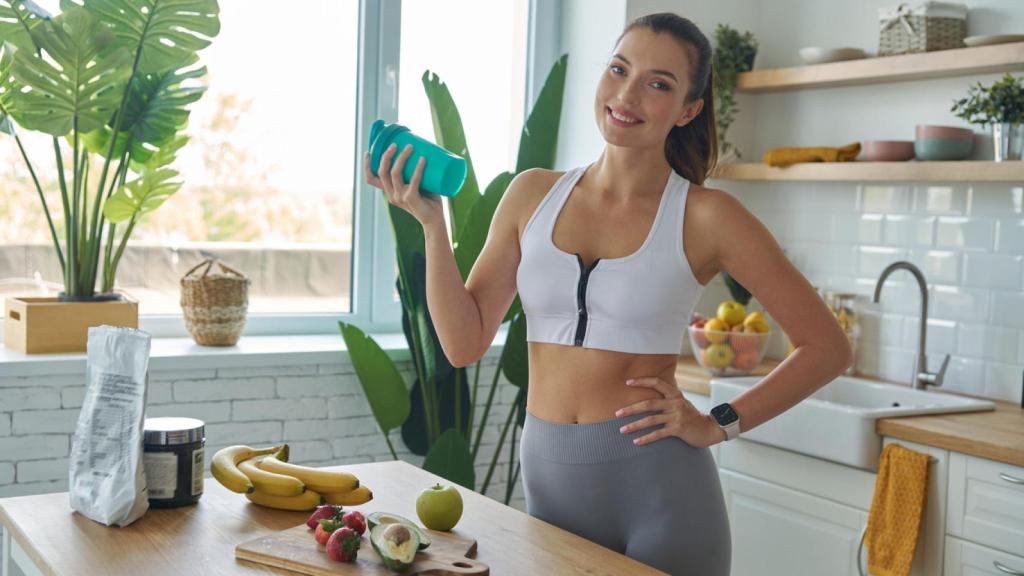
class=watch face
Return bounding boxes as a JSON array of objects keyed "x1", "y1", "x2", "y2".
[{"x1": 711, "y1": 403, "x2": 739, "y2": 426}]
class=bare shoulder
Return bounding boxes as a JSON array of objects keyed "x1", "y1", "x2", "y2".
[
  {"x1": 505, "y1": 167, "x2": 565, "y2": 240},
  {"x1": 683, "y1": 182, "x2": 761, "y2": 283}
]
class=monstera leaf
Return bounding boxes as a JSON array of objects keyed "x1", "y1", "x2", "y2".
[
  {"x1": 66, "y1": 0, "x2": 220, "y2": 75},
  {"x1": 8, "y1": 6, "x2": 131, "y2": 136},
  {"x1": 102, "y1": 135, "x2": 187, "y2": 223},
  {"x1": 83, "y1": 64, "x2": 206, "y2": 162},
  {"x1": 0, "y1": 43, "x2": 15, "y2": 135},
  {"x1": 0, "y1": 0, "x2": 51, "y2": 53}
]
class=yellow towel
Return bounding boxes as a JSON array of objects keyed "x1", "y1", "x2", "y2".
[
  {"x1": 865, "y1": 443, "x2": 929, "y2": 576},
  {"x1": 762, "y1": 142, "x2": 861, "y2": 166}
]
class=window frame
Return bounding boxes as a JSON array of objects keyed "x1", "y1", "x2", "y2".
[{"x1": 2, "y1": 0, "x2": 555, "y2": 342}]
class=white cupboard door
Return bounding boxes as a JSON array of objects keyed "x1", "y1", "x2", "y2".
[
  {"x1": 944, "y1": 535, "x2": 1024, "y2": 576},
  {"x1": 948, "y1": 453, "x2": 1024, "y2": 556},
  {"x1": 719, "y1": 469, "x2": 868, "y2": 576}
]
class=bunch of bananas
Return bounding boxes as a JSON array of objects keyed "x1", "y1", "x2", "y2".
[{"x1": 210, "y1": 444, "x2": 373, "y2": 511}]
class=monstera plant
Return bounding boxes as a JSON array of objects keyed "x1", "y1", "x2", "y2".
[
  {"x1": 0, "y1": 0, "x2": 219, "y2": 299},
  {"x1": 340, "y1": 54, "x2": 567, "y2": 501}
]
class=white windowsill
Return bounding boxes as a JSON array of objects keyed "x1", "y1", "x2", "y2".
[{"x1": 0, "y1": 327, "x2": 509, "y2": 377}]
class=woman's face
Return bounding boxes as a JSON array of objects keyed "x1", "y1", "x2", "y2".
[{"x1": 595, "y1": 27, "x2": 702, "y2": 149}]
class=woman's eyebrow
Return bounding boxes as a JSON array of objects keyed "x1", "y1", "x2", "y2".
[{"x1": 611, "y1": 53, "x2": 678, "y2": 82}]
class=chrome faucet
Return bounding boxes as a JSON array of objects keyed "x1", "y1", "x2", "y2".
[{"x1": 872, "y1": 261, "x2": 950, "y2": 390}]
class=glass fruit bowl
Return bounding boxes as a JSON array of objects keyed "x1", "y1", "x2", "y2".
[{"x1": 688, "y1": 324, "x2": 771, "y2": 376}]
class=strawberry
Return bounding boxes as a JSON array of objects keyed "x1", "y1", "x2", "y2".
[
  {"x1": 305, "y1": 504, "x2": 344, "y2": 529},
  {"x1": 314, "y1": 522, "x2": 334, "y2": 546},
  {"x1": 341, "y1": 511, "x2": 366, "y2": 535},
  {"x1": 326, "y1": 526, "x2": 361, "y2": 562}
]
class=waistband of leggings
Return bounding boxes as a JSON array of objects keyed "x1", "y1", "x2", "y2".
[{"x1": 522, "y1": 410, "x2": 667, "y2": 464}]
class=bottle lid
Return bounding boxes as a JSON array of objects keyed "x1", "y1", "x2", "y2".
[
  {"x1": 144, "y1": 417, "x2": 205, "y2": 446},
  {"x1": 367, "y1": 119, "x2": 410, "y2": 176}
]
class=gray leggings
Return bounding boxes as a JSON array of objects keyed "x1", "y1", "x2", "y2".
[{"x1": 520, "y1": 409, "x2": 731, "y2": 576}]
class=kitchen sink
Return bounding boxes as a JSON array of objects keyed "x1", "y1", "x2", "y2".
[{"x1": 710, "y1": 375, "x2": 995, "y2": 470}]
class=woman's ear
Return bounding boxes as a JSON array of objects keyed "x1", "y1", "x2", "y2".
[{"x1": 676, "y1": 98, "x2": 705, "y2": 127}]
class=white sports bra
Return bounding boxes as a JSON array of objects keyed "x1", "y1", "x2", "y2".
[{"x1": 515, "y1": 163, "x2": 704, "y2": 355}]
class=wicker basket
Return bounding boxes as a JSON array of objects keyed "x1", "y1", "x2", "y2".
[
  {"x1": 878, "y1": 2, "x2": 967, "y2": 56},
  {"x1": 181, "y1": 259, "x2": 250, "y2": 346}
]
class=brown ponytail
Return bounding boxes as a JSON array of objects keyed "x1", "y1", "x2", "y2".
[{"x1": 617, "y1": 13, "x2": 718, "y2": 185}]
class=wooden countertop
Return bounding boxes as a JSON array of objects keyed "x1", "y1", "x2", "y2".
[
  {"x1": 0, "y1": 460, "x2": 666, "y2": 576},
  {"x1": 675, "y1": 357, "x2": 1024, "y2": 468}
]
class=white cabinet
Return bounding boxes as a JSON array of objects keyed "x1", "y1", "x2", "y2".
[
  {"x1": 715, "y1": 436, "x2": 946, "y2": 576},
  {"x1": 947, "y1": 453, "x2": 1024, "y2": 557},
  {"x1": 719, "y1": 468, "x2": 867, "y2": 576},
  {"x1": 944, "y1": 536, "x2": 1024, "y2": 576}
]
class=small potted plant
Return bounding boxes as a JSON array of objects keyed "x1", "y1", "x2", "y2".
[
  {"x1": 0, "y1": 1, "x2": 220, "y2": 353},
  {"x1": 712, "y1": 23, "x2": 758, "y2": 162},
  {"x1": 951, "y1": 73, "x2": 1024, "y2": 161}
]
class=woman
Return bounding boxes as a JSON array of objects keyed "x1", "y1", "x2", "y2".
[{"x1": 364, "y1": 12, "x2": 852, "y2": 576}]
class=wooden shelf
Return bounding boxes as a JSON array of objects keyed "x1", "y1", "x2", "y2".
[
  {"x1": 708, "y1": 161, "x2": 1024, "y2": 182},
  {"x1": 737, "y1": 42, "x2": 1024, "y2": 93}
]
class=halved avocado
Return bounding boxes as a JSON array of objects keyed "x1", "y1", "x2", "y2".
[
  {"x1": 365, "y1": 511, "x2": 431, "y2": 550},
  {"x1": 370, "y1": 523, "x2": 420, "y2": 572}
]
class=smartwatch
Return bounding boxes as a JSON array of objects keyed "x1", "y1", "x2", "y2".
[{"x1": 710, "y1": 402, "x2": 741, "y2": 441}]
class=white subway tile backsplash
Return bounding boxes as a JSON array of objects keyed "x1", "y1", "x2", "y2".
[
  {"x1": 909, "y1": 250, "x2": 960, "y2": 284},
  {"x1": 0, "y1": 435, "x2": 68, "y2": 462},
  {"x1": 16, "y1": 458, "x2": 69, "y2": 483},
  {"x1": 962, "y1": 253, "x2": 1023, "y2": 289},
  {"x1": 0, "y1": 413, "x2": 9, "y2": 436},
  {"x1": 990, "y1": 291, "x2": 1024, "y2": 328},
  {"x1": 0, "y1": 463, "x2": 13, "y2": 485},
  {"x1": 858, "y1": 247, "x2": 907, "y2": 278},
  {"x1": 957, "y1": 324, "x2": 1020, "y2": 363},
  {"x1": 147, "y1": 401, "x2": 232, "y2": 423},
  {"x1": 2, "y1": 387, "x2": 60, "y2": 412},
  {"x1": 914, "y1": 184, "x2": 968, "y2": 215},
  {"x1": 858, "y1": 311, "x2": 904, "y2": 346},
  {"x1": 173, "y1": 377, "x2": 276, "y2": 402},
  {"x1": 970, "y1": 183, "x2": 1024, "y2": 215},
  {"x1": 12, "y1": 409, "x2": 78, "y2": 435},
  {"x1": 832, "y1": 214, "x2": 883, "y2": 244},
  {"x1": 940, "y1": 356, "x2": 986, "y2": 395},
  {"x1": 930, "y1": 285, "x2": 990, "y2": 323},
  {"x1": 232, "y1": 398, "x2": 327, "y2": 422},
  {"x1": 860, "y1": 184, "x2": 912, "y2": 213},
  {"x1": 995, "y1": 219, "x2": 1024, "y2": 254},
  {"x1": 935, "y1": 217, "x2": 995, "y2": 251},
  {"x1": 812, "y1": 182, "x2": 859, "y2": 211},
  {"x1": 903, "y1": 318, "x2": 957, "y2": 355},
  {"x1": 857, "y1": 345, "x2": 915, "y2": 384},
  {"x1": 984, "y1": 362, "x2": 1023, "y2": 404}
]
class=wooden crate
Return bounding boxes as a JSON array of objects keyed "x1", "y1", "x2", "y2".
[{"x1": 4, "y1": 297, "x2": 139, "y2": 354}]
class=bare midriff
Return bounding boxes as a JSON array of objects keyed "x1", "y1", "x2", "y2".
[{"x1": 524, "y1": 342, "x2": 679, "y2": 424}]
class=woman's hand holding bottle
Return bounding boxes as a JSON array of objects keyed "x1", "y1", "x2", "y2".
[{"x1": 364, "y1": 142, "x2": 444, "y2": 229}]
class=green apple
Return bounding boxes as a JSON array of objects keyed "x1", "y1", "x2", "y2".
[{"x1": 415, "y1": 483, "x2": 463, "y2": 531}]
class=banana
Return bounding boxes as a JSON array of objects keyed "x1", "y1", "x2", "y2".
[
  {"x1": 237, "y1": 456, "x2": 306, "y2": 496},
  {"x1": 245, "y1": 488, "x2": 323, "y2": 511},
  {"x1": 211, "y1": 445, "x2": 286, "y2": 494},
  {"x1": 256, "y1": 457, "x2": 360, "y2": 494},
  {"x1": 323, "y1": 485, "x2": 373, "y2": 506}
]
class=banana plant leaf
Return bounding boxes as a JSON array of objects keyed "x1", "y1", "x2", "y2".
[
  {"x1": 421, "y1": 70, "x2": 479, "y2": 245},
  {"x1": 339, "y1": 320, "x2": 411, "y2": 435},
  {"x1": 515, "y1": 53, "x2": 567, "y2": 173},
  {"x1": 422, "y1": 428, "x2": 474, "y2": 490}
]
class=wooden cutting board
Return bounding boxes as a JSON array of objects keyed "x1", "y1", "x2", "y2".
[{"x1": 235, "y1": 522, "x2": 489, "y2": 575}]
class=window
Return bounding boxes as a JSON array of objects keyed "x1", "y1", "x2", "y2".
[{"x1": 0, "y1": 0, "x2": 533, "y2": 337}]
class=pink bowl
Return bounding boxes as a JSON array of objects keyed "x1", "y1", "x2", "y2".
[
  {"x1": 861, "y1": 140, "x2": 915, "y2": 161},
  {"x1": 915, "y1": 125, "x2": 974, "y2": 140}
]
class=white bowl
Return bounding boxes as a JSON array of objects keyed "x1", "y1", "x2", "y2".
[{"x1": 798, "y1": 47, "x2": 868, "y2": 65}]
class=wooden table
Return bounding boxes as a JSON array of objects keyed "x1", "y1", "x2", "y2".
[{"x1": 0, "y1": 460, "x2": 666, "y2": 575}]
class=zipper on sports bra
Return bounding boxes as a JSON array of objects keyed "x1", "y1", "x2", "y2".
[{"x1": 573, "y1": 253, "x2": 600, "y2": 346}]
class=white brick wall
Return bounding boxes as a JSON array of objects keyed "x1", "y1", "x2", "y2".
[
  {"x1": 721, "y1": 180, "x2": 1024, "y2": 403},
  {"x1": 0, "y1": 355, "x2": 527, "y2": 513}
]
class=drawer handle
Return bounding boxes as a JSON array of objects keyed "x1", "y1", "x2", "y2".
[
  {"x1": 994, "y1": 561, "x2": 1024, "y2": 575},
  {"x1": 1000, "y1": 472, "x2": 1024, "y2": 485}
]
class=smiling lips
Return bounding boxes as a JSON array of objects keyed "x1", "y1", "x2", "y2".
[{"x1": 607, "y1": 106, "x2": 643, "y2": 126}]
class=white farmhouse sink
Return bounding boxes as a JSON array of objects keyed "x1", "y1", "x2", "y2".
[{"x1": 710, "y1": 375, "x2": 995, "y2": 470}]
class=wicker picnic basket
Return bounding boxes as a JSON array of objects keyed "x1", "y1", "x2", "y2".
[
  {"x1": 181, "y1": 259, "x2": 250, "y2": 346},
  {"x1": 878, "y1": 2, "x2": 967, "y2": 56}
]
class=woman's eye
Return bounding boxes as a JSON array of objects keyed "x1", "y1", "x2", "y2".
[
  {"x1": 610, "y1": 66, "x2": 669, "y2": 90},
  {"x1": 610, "y1": 65, "x2": 624, "y2": 74}
]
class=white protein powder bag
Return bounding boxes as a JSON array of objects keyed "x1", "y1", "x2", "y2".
[{"x1": 69, "y1": 325, "x2": 152, "y2": 527}]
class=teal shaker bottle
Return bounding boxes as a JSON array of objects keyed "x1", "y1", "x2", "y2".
[{"x1": 368, "y1": 119, "x2": 468, "y2": 197}]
